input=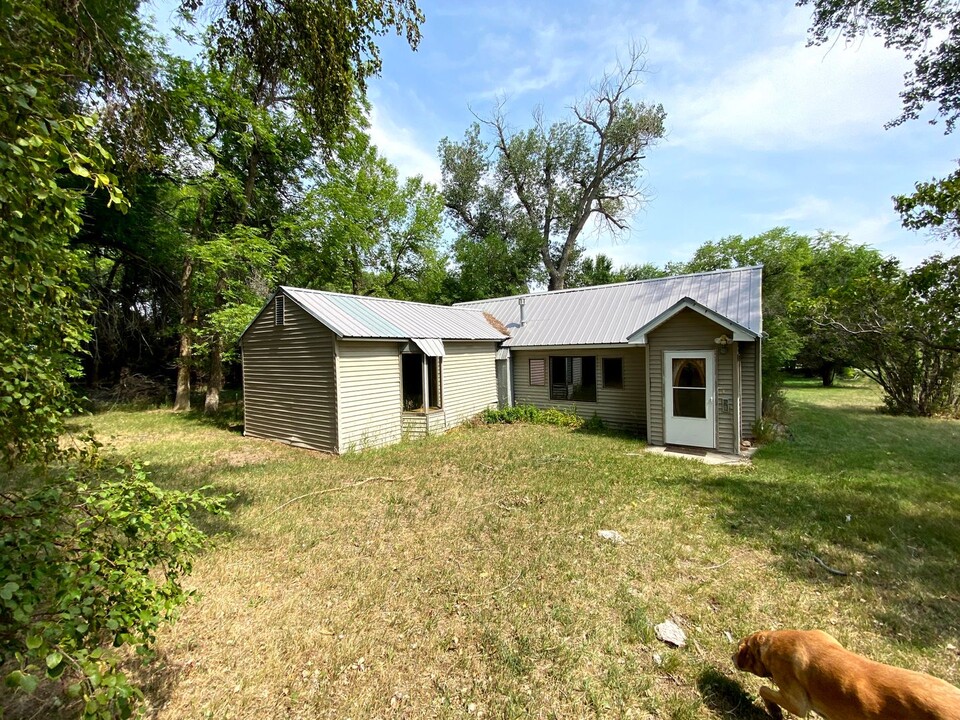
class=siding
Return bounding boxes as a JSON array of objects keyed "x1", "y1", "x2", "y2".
[
  {"x1": 337, "y1": 340, "x2": 403, "y2": 451},
  {"x1": 242, "y1": 298, "x2": 337, "y2": 453},
  {"x1": 441, "y1": 342, "x2": 500, "y2": 428},
  {"x1": 740, "y1": 340, "x2": 759, "y2": 439},
  {"x1": 647, "y1": 308, "x2": 737, "y2": 453},
  {"x1": 511, "y1": 347, "x2": 647, "y2": 434}
]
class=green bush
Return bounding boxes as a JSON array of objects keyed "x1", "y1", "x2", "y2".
[
  {"x1": 0, "y1": 452, "x2": 226, "y2": 718},
  {"x1": 481, "y1": 405, "x2": 584, "y2": 428}
]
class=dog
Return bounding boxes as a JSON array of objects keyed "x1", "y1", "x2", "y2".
[{"x1": 733, "y1": 629, "x2": 960, "y2": 719}]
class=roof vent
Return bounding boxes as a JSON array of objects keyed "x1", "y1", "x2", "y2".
[
  {"x1": 275, "y1": 295, "x2": 285, "y2": 326},
  {"x1": 518, "y1": 296, "x2": 526, "y2": 327}
]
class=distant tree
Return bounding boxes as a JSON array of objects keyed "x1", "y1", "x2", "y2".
[
  {"x1": 800, "y1": 0, "x2": 960, "y2": 240},
  {"x1": 440, "y1": 45, "x2": 666, "y2": 291},
  {"x1": 798, "y1": 233, "x2": 887, "y2": 385},
  {"x1": 820, "y1": 255, "x2": 960, "y2": 415},
  {"x1": 289, "y1": 130, "x2": 445, "y2": 301},
  {"x1": 566, "y1": 254, "x2": 668, "y2": 287},
  {"x1": 679, "y1": 228, "x2": 813, "y2": 406}
]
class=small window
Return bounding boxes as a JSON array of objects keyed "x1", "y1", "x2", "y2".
[
  {"x1": 274, "y1": 295, "x2": 285, "y2": 326},
  {"x1": 602, "y1": 357, "x2": 623, "y2": 389},
  {"x1": 549, "y1": 356, "x2": 597, "y2": 402},
  {"x1": 529, "y1": 358, "x2": 545, "y2": 386}
]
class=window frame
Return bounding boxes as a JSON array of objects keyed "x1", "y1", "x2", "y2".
[
  {"x1": 549, "y1": 355, "x2": 597, "y2": 403},
  {"x1": 602, "y1": 357, "x2": 624, "y2": 389}
]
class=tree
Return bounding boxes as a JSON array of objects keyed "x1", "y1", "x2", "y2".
[
  {"x1": 819, "y1": 255, "x2": 960, "y2": 415},
  {"x1": 289, "y1": 130, "x2": 445, "y2": 301},
  {"x1": 441, "y1": 46, "x2": 666, "y2": 291},
  {"x1": 566, "y1": 254, "x2": 668, "y2": 288},
  {"x1": 678, "y1": 228, "x2": 813, "y2": 405},
  {"x1": 800, "y1": 0, "x2": 960, "y2": 239},
  {"x1": 798, "y1": 233, "x2": 887, "y2": 385}
]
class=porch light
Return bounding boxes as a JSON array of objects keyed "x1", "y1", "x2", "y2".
[{"x1": 714, "y1": 334, "x2": 731, "y2": 353}]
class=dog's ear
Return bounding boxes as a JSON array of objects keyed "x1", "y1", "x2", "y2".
[{"x1": 733, "y1": 632, "x2": 771, "y2": 678}]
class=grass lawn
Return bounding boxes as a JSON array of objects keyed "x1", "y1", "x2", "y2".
[{"x1": 54, "y1": 381, "x2": 960, "y2": 717}]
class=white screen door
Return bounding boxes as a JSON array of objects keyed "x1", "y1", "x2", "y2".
[{"x1": 663, "y1": 351, "x2": 715, "y2": 448}]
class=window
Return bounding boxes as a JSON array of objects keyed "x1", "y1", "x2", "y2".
[
  {"x1": 274, "y1": 295, "x2": 285, "y2": 326},
  {"x1": 602, "y1": 357, "x2": 623, "y2": 389},
  {"x1": 550, "y1": 356, "x2": 596, "y2": 402},
  {"x1": 401, "y1": 353, "x2": 442, "y2": 412},
  {"x1": 671, "y1": 358, "x2": 706, "y2": 418},
  {"x1": 529, "y1": 358, "x2": 545, "y2": 386}
]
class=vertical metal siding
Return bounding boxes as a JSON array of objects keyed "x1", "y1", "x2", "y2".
[
  {"x1": 510, "y1": 347, "x2": 647, "y2": 434},
  {"x1": 242, "y1": 300, "x2": 337, "y2": 453},
  {"x1": 440, "y1": 342, "x2": 499, "y2": 428},
  {"x1": 648, "y1": 308, "x2": 736, "y2": 453},
  {"x1": 337, "y1": 341, "x2": 402, "y2": 451}
]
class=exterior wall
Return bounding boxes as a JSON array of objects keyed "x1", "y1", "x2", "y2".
[
  {"x1": 242, "y1": 298, "x2": 338, "y2": 453},
  {"x1": 740, "y1": 340, "x2": 760, "y2": 440},
  {"x1": 337, "y1": 340, "x2": 403, "y2": 452},
  {"x1": 440, "y1": 342, "x2": 500, "y2": 429},
  {"x1": 647, "y1": 308, "x2": 737, "y2": 453},
  {"x1": 511, "y1": 347, "x2": 647, "y2": 435}
]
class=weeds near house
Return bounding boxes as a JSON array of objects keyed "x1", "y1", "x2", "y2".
[{"x1": 10, "y1": 379, "x2": 956, "y2": 719}]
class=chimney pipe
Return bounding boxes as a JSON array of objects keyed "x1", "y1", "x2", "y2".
[{"x1": 518, "y1": 296, "x2": 526, "y2": 327}]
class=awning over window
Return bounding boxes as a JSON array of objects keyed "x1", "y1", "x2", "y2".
[{"x1": 411, "y1": 338, "x2": 445, "y2": 357}]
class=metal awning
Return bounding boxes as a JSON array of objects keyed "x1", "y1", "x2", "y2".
[
  {"x1": 411, "y1": 338, "x2": 445, "y2": 357},
  {"x1": 495, "y1": 347, "x2": 510, "y2": 360}
]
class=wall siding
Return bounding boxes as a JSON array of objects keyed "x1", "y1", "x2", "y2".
[
  {"x1": 740, "y1": 340, "x2": 759, "y2": 439},
  {"x1": 337, "y1": 340, "x2": 403, "y2": 451},
  {"x1": 440, "y1": 342, "x2": 500, "y2": 429},
  {"x1": 647, "y1": 308, "x2": 737, "y2": 454},
  {"x1": 242, "y1": 299, "x2": 337, "y2": 453},
  {"x1": 511, "y1": 347, "x2": 647, "y2": 434}
]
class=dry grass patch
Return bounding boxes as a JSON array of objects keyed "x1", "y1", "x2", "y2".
[{"x1": 49, "y1": 383, "x2": 960, "y2": 719}]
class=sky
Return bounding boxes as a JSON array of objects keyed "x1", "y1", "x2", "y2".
[{"x1": 361, "y1": 0, "x2": 958, "y2": 269}]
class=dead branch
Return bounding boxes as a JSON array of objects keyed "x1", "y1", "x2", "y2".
[{"x1": 260, "y1": 476, "x2": 398, "y2": 520}]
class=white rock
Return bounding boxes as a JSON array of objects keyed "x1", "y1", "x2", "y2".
[
  {"x1": 654, "y1": 620, "x2": 686, "y2": 648},
  {"x1": 597, "y1": 529, "x2": 625, "y2": 545}
]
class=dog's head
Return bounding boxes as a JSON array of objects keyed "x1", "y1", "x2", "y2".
[{"x1": 732, "y1": 631, "x2": 772, "y2": 678}]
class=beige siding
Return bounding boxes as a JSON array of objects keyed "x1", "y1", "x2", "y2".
[
  {"x1": 511, "y1": 347, "x2": 647, "y2": 434},
  {"x1": 337, "y1": 340, "x2": 402, "y2": 451},
  {"x1": 242, "y1": 298, "x2": 337, "y2": 453},
  {"x1": 440, "y1": 342, "x2": 500, "y2": 428},
  {"x1": 647, "y1": 308, "x2": 737, "y2": 453},
  {"x1": 740, "y1": 340, "x2": 759, "y2": 439}
]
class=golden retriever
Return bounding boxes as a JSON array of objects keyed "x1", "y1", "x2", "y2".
[{"x1": 733, "y1": 629, "x2": 960, "y2": 719}]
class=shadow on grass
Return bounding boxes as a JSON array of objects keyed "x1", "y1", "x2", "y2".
[
  {"x1": 697, "y1": 668, "x2": 770, "y2": 720},
  {"x1": 656, "y1": 396, "x2": 960, "y2": 649}
]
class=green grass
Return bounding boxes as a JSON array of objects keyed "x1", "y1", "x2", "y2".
[{"x1": 34, "y1": 379, "x2": 960, "y2": 718}]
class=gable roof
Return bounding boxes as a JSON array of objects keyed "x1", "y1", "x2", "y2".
[
  {"x1": 455, "y1": 266, "x2": 762, "y2": 347},
  {"x1": 269, "y1": 287, "x2": 507, "y2": 342}
]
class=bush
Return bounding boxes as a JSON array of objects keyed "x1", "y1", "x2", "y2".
[
  {"x1": 481, "y1": 405, "x2": 584, "y2": 428},
  {"x1": 0, "y1": 451, "x2": 226, "y2": 718}
]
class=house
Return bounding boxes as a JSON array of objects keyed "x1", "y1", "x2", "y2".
[
  {"x1": 240, "y1": 265, "x2": 763, "y2": 455},
  {"x1": 240, "y1": 288, "x2": 508, "y2": 453},
  {"x1": 456, "y1": 265, "x2": 763, "y2": 455}
]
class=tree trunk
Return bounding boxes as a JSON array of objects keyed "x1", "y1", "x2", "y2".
[
  {"x1": 820, "y1": 362, "x2": 836, "y2": 387},
  {"x1": 173, "y1": 255, "x2": 195, "y2": 412},
  {"x1": 204, "y1": 334, "x2": 223, "y2": 414}
]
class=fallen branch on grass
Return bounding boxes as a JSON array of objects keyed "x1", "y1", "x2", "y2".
[
  {"x1": 455, "y1": 570, "x2": 523, "y2": 599},
  {"x1": 260, "y1": 476, "x2": 397, "y2": 520},
  {"x1": 812, "y1": 554, "x2": 849, "y2": 576}
]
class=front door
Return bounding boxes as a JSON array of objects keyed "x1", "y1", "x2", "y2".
[{"x1": 663, "y1": 351, "x2": 715, "y2": 448}]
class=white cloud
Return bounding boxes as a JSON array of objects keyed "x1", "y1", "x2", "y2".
[
  {"x1": 667, "y1": 21, "x2": 911, "y2": 151},
  {"x1": 367, "y1": 103, "x2": 442, "y2": 185}
]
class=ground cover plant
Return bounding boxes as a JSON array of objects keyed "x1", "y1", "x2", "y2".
[{"x1": 11, "y1": 380, "x2": 958, "y2": 719}]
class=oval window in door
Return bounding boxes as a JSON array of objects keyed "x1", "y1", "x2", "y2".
[{"x1": 672, "y1": 358, "x2": 706, "y2": 418}]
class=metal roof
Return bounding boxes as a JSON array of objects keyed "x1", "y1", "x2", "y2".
[
  {"x1": 279, "y1": 287, "x2": 507, "y2": 341},
  {"x1": 455, "y1": 266, "x2": 763, "y2": 347},
  {"x1": 412, "y1": 338, "x2": 445, "y2": 357}
]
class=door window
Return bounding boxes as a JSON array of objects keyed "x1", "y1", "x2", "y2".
[{"x1": 672, "y1": 358, "x2": 706, "y2": 418}]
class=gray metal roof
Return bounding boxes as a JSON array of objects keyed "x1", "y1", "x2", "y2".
[
  {"x1": 279, "y1": 287, "x2": 507, "y2": 341},
  {"x1": 455, "y1": 266, "x2": 763, "y2": 347}
]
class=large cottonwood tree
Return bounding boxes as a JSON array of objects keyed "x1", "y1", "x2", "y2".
[{"x1": 440, "y1": 47, "x2": 666, "y2": 292}]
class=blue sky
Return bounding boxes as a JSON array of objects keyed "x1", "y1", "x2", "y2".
[{"x1": 362, "y1": 0, "x2": 958, "y2": 269}]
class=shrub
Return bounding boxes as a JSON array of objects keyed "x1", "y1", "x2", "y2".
[
  {"x1": 481, "y1": 405, "x2": 584, "y2": 428},
  {"x1": 0, "y1": 452, "x2": 226, "y2": 718}
]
